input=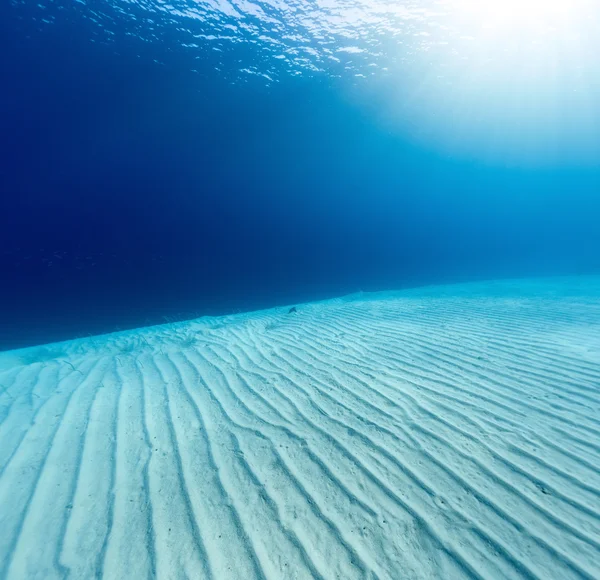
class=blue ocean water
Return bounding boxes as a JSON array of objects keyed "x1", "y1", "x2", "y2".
[{"x1": 1, "y1": 0, "x2": 599, "y2": 350}]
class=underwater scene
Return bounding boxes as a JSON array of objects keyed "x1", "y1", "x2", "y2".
[{"x1": 1, "y1": 0, "x2": 599, "y2": 578}]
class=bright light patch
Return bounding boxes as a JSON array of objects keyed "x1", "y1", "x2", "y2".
[
  {"x1": 361, "y1": 0, "x2": 600, "y2": 165},
  {"x1": 447, "y1": 0, "x2": 589, "y2": 46},
  {"x1": 454, "y1": 0, "x2": 572, "y2": 25}
]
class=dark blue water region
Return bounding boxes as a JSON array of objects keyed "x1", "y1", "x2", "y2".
[{"x1": 1, "y1": 3, "x2": 599, "y2": 350}]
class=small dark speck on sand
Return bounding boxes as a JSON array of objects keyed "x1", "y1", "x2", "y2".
[{"x1": 288, "y1": 306, "x2": 297, "y2": 314}]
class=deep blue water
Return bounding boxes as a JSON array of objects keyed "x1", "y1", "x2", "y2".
[{"x1": 1, "y1": 0, "x2": 599, "y2": 350}]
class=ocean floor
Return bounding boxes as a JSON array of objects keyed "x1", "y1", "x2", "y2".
[{"x1": 1, "y1": 277, "x2": 599, "y2": 580}]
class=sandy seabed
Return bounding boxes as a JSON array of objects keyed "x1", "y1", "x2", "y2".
[{"x1": 1, "y1": 277, "x2": 599, "y2": 580}]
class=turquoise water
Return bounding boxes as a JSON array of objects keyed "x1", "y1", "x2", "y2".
[{"x1": 1, "y1": 0, "x2": 599, "y2": 348}]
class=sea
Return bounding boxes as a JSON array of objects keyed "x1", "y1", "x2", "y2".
[{"x1": 1, "y1": 0, "x2": 599, "y2": 350}]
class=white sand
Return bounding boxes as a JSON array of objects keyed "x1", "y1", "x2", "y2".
[{"x1": 1, "y1": 277, "x2": 599, "y2": 579}]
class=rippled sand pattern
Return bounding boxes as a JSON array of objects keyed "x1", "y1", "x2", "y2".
[{"x1": 1, "y1": 278, "x2": 599, "y2": 579}]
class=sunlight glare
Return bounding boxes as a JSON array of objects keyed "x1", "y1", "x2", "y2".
[
  {"x1": 453, "y1": 0, "x2": 574, "y2": 25},
  {"x1": 362, "y1": 0, "x2": 599, "y2": 165},
  {"x1": 449, "y1": 0, "x2": 587, "y2": 41}
]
